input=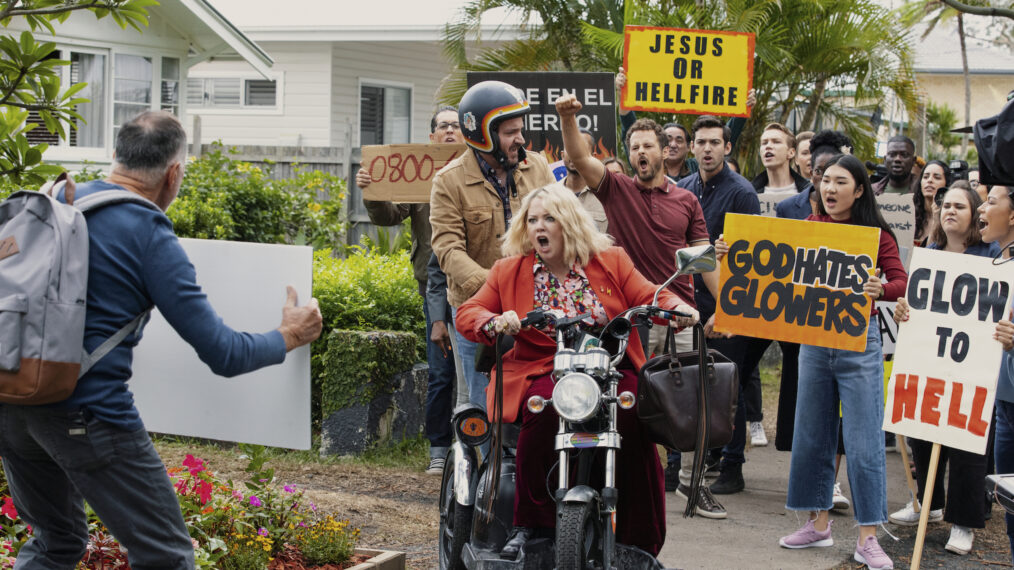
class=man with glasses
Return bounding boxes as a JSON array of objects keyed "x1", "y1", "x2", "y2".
[{"x1": 356, "y1": 106, "x2": 463, "y2": 475}]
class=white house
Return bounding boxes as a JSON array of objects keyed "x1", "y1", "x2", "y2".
[
  {"x1": 186, "y1": 0, "x2": 523, "y2": 150},
  {"x1": 8, "y1": 0, "x2": 271, "y2": 166}
]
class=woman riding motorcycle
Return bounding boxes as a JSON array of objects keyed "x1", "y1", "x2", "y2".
[{"x1": 456, "y1": 183, "x2": 699, "y2": 559}]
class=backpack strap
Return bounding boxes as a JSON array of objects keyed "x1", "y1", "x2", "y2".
[
  {"x1": 73, "y1": 189, "x2": 160, "y2": 214},
  {"x1": 78, "y1": 311, "x2": 151, "y2": 378},
  {"x1": 72, "y1": 189, "x2": 161, "y2": 378}
]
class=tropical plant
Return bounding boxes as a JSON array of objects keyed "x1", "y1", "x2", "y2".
[
  {"x1": 898, "y1": 0, "x2": 990, "y2": 156},
  {"x1": 925, "y1": 100, "x2": 962, "y2": 159},
  {"x1": 439, "y1": 0, "x2": 625, "y2": 103},
  {"x1": 0, "y1": 0, "x2": 156, "y2": 186},
  {"x1": 580, "y1": 0, "x2": 919, "y2": 175},
  {"x1": 441, "y1": 0, "x2": 920, "y2": 177}
]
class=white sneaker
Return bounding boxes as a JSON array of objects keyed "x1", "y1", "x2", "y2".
[
  {"x1": 832, "y1": 482, "x2": 850, "y2": 511},
  {"x1": 426, "y1": 456, "x2": 445, "y2": 476},
  {"x1": 749, "y1": 421, "x2": 768, "y2": 447},
  {"x1": 888, "y1": 501, "x2": 942, "y2": 526},
  {"x1": 945, "y1": 524, "x2": 974, "y2": 555}
]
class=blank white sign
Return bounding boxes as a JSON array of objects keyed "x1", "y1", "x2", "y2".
[{"x1": 130, "y1": 238, "x2": 313, "y2": 449}]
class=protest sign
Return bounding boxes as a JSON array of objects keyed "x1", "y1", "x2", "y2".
[
  {"x1": 132, "y1": 239, "x2": 313, "y2": 449},
  {"x1": 361, "y1": 143, "x2": 466, "y2": 203},
  {"x1": 622, "y1": 26, "x2": 754, "y2": 117},
  {"x1": 467, "y1": 71, "x2": 616, "y2": 162},
  {"x1": 714, "y1": 214, "x2": 881, "y2": 351},
  {"x1": 757, "y1": 192, "x2": 795, "y2": 217},
  {"x1": 876, "y1": 193, "x2": 916, "y2": 249},
  {"x1": 876, "y1": 301, "x2": 900, "y2": 356},
  {"x1": 884, "y1": 248, "x2": 1012, "y2": 454}
]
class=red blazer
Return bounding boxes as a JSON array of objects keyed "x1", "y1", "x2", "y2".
[{"x1": 457, "y1": 247, "x2": 686, "y2": 422}]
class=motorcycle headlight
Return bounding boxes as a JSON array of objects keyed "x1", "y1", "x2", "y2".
[{"x1": 551, "y1": 372, "x2": 601, "y2": 423}]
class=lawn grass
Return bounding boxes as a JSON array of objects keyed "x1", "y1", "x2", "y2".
[{"x1": 152, "y1": 433, "x2": 431, "y2": 471}]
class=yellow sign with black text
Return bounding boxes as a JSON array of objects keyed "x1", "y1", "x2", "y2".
[
  {"x1": 621, "y1": 26, "x2": 754, "y2": 117},
  {"x1": 714, "y1": 215, "x2": 881, "y2": 352}
]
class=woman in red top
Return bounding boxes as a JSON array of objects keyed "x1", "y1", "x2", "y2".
[
  {"x1": 776, "y1": 154, "x2": 908, "y2": 570},
  {"x1": 456, "y1": 183, "x2": 697, "y2": 560}
]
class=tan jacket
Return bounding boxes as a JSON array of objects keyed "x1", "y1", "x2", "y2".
[{"x1": 430, "y1": 150, "x2": 554, "y2": 307}]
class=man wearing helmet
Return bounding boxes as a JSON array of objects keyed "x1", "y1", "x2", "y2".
[{"x1": 430, "y1": 81, "x2": 555, "y2": 412}]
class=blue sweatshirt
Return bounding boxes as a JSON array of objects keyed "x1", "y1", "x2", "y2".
[{"x1": 54, "y1": 181, "x2": 286, "y2": 430}]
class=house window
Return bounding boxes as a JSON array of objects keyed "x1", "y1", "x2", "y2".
[
  {"x1": 113, "y1": 54, "x2": 152, "y2": 140},
  {"x1": 359, "y1": 84, "x2": 411, "y2": 145},
  {"x1": 26, "y1": 50, "x2": 106, "y2": 148},
  {"x1": 161, "y1": 57, "x2": 180, "y2": 115},
  {"x1": 24, "y1": 49, "x2": 179, "y2": 152},
  {"x1": 186, "y1": 77, "x2": 278, "y2": 109}
]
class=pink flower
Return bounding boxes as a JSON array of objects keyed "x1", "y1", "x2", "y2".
[
  {"x1": 258, "y1": 527, "x2": 269, "y2": 537},
  {"x1": 249, "y1": 495, "x2": 262, "y2": 507},
  {"x1": 1, "y1": 497, "x2": 18, "y2": 521},
  {"x1": 283, "y1": 485, "x2": 296, "y2": 493},
  {"x1": 182, "y1": 454, "x2": 206, "y2": 476},
  {"x1": 232, "y1": 490, "x2": 244, "y2": 501},
  {"x1": 196, "y1": 481, "x2": 213, "y2": 505}
]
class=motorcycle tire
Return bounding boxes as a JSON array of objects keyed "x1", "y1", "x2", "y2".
[
  {"x1": 555, "y1": 501, "x2": 601, "y2": 570},
  {"x1": 438, "y1": 449, "x2": 471, "y2": 570}
]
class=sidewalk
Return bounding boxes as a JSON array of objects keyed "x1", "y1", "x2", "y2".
[{"x1": 657, "y1": 442, "x2": 914, "y2": 569}]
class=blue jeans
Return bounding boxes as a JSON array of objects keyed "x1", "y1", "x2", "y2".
[
  {"x1": 0, "y1": 405, "x2": 194, "y2": 569},
  {"x1": 787, "y1": 322, "x2": 888, "y2": 525},
  {"x1": 423, "y1": 301, "x2": 455, "y2": 458},
  {"x1": 994, "y1": 398, "x2": 1014, "y2": 562},
  {"x1": 451, "y1": 306, "x2": 489, "y2": 412}
]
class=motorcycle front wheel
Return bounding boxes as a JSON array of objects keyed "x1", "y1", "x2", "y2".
[
  {"x1": 438, "y1": 448, "x2": 472, "y2": 570},
  {"x1": 555, "y1": 501, "x2": 601, "y2": 570}
]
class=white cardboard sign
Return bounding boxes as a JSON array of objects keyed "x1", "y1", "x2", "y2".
[
  {"x1": 876, "y1": 193, "x2": 915, "y2": 249},
  {"x1": 131, "y1": 239, "x2": 313, "y2": 450},
  {"x1": 884, "y1": 248, "x2": 1012, "y2": 454}
]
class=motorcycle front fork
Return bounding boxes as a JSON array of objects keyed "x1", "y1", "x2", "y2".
[{"x1": 557, "y1": 420, "x2": 618, "y2": 569}]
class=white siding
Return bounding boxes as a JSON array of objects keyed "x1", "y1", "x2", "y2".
[
  {"x1": 330, "y1": 41, "x2": 452, "y2": 149},
  {"x1": 190, "y1": 42, "x2": 332, "y2": 146}
]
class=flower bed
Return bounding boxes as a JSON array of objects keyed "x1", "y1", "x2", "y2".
[{"x1": 0, "y1": 445, "x2": 363, "y2": 568}]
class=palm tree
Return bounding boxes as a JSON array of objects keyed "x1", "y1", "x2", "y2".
[
  {"x1": 580, "y1": 0, "x2": 919, "y2": 175},
  {"x1": 899, "y1": 0, "x2": 985, "y2": 157},
  {"x1": 438, "y1": 0, "x2": 625, "y2": 105}
]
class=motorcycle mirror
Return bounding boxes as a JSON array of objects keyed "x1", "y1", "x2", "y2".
[{"x1": 652, "y1": 245, "x2": 717, "y2": 306}]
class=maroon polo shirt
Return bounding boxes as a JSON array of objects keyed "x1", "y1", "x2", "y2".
[{"x1": 595, "y1": 170, "x2": 709, "y2": 306}]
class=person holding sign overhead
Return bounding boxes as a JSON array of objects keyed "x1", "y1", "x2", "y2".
[
  {"x1": 774, "y1": 154, "x2": 907, "y2": 570},
  {"x1": 889, "y1": 184, "x2": 998, "y2": 555},
  {"x1": 554, "y1": 92, "x2": 727, "y2": 519}
]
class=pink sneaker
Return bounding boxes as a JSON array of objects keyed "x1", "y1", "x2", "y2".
[
  {"x1": 779, "y1": 519, "x2": 833, "y2": 549},
  {"x1": 854, "y1": 535, "x2": 893, "y2": 570}
]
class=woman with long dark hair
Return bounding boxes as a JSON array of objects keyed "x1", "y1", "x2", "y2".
[
  {"x1": 913, "y1": 160, "x2": 951, "y2": 246},
  {"x1": 777, "y1": 154, "x2": 907, "y2": 570}
]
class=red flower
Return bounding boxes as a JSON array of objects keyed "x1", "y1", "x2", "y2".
[
  {"x1": 196, "y1": 480, "x2": 213, "y2": 505},
  {"x1": 182, "y1": 454, "x2": 206, "y2": 476},
  {"x1": 1, "y1": 497, "x2": 17, "y2": 521}
]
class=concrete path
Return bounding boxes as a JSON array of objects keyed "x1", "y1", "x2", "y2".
[{"x1": 657, "y1": 442, "x2": 913, "y2": 569}]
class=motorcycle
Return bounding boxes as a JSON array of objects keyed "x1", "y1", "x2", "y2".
[{"x1": 438, "y1": 245, "x2": 717, "y2": 570}]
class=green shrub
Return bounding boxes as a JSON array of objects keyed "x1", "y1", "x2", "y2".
[
  {"x1": 168, "y1": 190, "x2": 235, "y2": 240},
  {"x1": 311, "y1": 247, "x2": 424, "y2": 352},
  {"x1": 315, "y1": 330, "x2": 418, "y2": 417},
  {"x1": 173, "y1": 145, "x2": 346, "y2": 248}
]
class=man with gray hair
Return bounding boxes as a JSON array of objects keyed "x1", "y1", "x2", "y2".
[{"x1": 0, "y1": 111, "x2": 322, "y2": 568}]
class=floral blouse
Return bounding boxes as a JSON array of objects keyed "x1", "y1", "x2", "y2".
[{"x1": 483, "y1": 254, "x2": 608, "y2": 338}]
